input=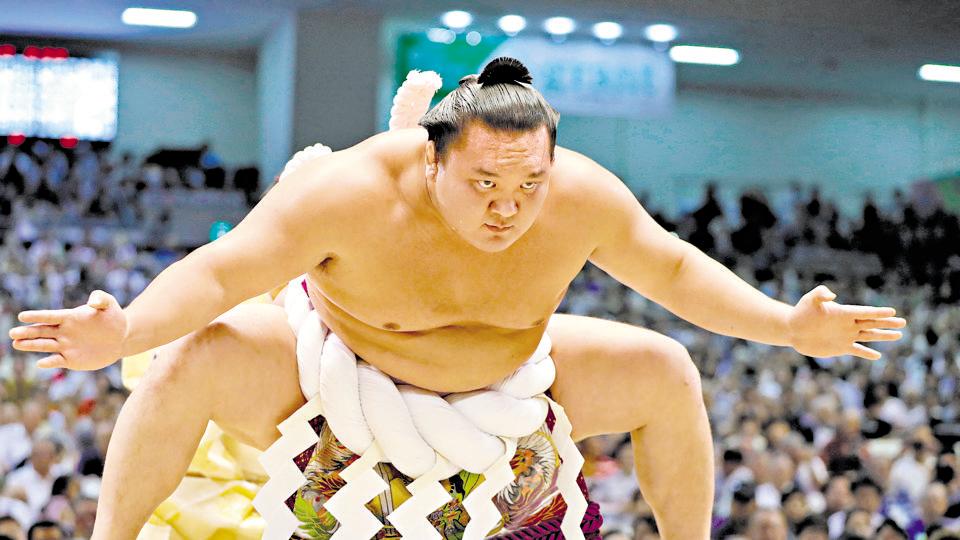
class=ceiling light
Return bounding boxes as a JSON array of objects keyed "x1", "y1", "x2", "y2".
[
  {"x1": 669, "y1": 45, "x2": 740, "y2": 66},
  {"x1": 543, "y1": 16, "x2": 576, "y2": 36},
  {"x1": 441, "y1": 10, "x2": 472, "y2": 30},
  {"x1": 644, "y1": 24, "x2": 678, "y2": 42},
  {"x1": 498, "y1": 14, "x2": 527, "y2": 36},
  {"x1": 426, "y1": 28, "x2": 456, "y2": 44},
  {"x1": 592, "y1": 22, "x2": 623, "y2": 41},
  {"x1": 918, "y1": 64, "x2": 960, "y2": 84},
  {"x1": 121, "y1": 7, "x2": 197, "y2": 28}
]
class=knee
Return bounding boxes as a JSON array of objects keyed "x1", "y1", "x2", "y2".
[
  {"x1": 653, "y1": 339, "x2": 704, "y2": 407},
  {"x1": 147, "y1": 319, "x2": 238, "y2": 386}
]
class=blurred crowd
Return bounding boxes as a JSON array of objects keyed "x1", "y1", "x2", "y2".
[
  {"x1": 0, "y1": 139, "x2": 260, "y2": 238},
  {"x1": 573, "y1": 185, "x2": 960, "y2": 540},
  {"x1": 1, "y1": 142, "x2": 959, "y2": 539}
]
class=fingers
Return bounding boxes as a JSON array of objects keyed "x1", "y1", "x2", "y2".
[
  {"x1": 8, "y1": 324, "x2": 58, "y2": 341},
  {"x1": 857, "y1": 317, "x2": 907, "y2": 330},
  {"x1": 850, "y1": 343, "x2": 881, "y2": 361},
  {"x1": 857, "y1": 329, "x2": 902, "y2": 342},
  {"x1": 807, "y1": 285, "x2": 836, "y2": 304},
  {"x1": 36, "y1": 354, "x2": 66, "y2": 369},
  {"x1": 12, "y1": 338, "x2": 60, "y2": 353},
  {"x1": 842, "y1": 304, "x2": 896, "y2": 318},
  {"x1": 18, "y1": 310, "x2": 67, "y2": 325},
  {"x1": 86, "y1": 289, "x2": 112, "y2": 310}
]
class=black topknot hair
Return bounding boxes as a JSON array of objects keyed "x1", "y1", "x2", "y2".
[{"x1": 477, "y1": 56, "x2": 533, "y2": 86}]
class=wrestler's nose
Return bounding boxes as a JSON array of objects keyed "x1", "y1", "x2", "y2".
[{"x1": 490, "y1": 198, "x2": 518, "y2": 219}]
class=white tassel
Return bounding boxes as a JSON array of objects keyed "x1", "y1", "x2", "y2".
[
  {"x1": 388, "y1": 70, "x2": 443, "y2": 131},
  {"x1": 277, "y1": 143, "x2": 333, "y2": 182}
]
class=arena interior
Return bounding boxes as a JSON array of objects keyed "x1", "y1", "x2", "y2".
[{"x1": 1, "y1": 1, "x2": 959, "y2": 539}]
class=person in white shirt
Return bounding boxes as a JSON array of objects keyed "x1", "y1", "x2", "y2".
[
  {"x1": 0, "y1": 401, "x2": 46, "y2": 476},
  {"x1": 888, "y1": 440, "x2": 934, "y2": 504},
  {"x1": 716, "y1": 448, "x2": 756, "y2": 518},
  {"x1": 4, "y1": 438, "x2": 67, "y2": 521}
]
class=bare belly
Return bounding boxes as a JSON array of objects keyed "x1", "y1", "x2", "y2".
[{"x1": 309, "y1": 291, "x2": 548, "y2": 393}]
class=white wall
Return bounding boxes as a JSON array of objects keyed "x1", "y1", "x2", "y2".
[
  {"x1": 257, "y1": 14, "x2": 297, "y2": 182},
  {"x1": 378, "y1": 19, "x2": 959, "y2": 216},
  {"x1": 292, "y1": 8, "x2": 382, "y2": 153},
  {"x1": 110, "y1": 47, "x2": 258, "y2": 166},
  {"x1": 921, "y1": 101, "x2": 960, "y2": 177},
  {"x1": 557, "y1": 90, "x2": 955, "y2": 216}
]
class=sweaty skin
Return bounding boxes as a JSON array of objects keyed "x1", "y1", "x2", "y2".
[
  {"x1": 302, "y1": 126, "x2": 598, "y2": 391},
  {"x1": 11, "y1": 121, "x2": 903, "y2": 389}
]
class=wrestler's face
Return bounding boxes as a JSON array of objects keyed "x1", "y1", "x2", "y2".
[{"x1": 425, "y1": 120, "x2": 552, "y2": 252}]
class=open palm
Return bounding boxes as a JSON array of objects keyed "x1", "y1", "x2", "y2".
[
  {"x1": 8, "y1": 290, "x2": 127, "y2": 370},
  {"x1": 788, "y1": 285, "x2": 906, "y2": 360}
]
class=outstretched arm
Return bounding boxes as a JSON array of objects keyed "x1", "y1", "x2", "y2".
[
  {"x1": 10, "y1": 149, "x2": 360, "y2": 369},
  {"x1": 578, "y1": 154, "x2": 905, "y2": 360}
]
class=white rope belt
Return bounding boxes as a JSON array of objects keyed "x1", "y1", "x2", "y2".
[{"x1": 252, "y1": 276, "x2": 587, "y2": 539}]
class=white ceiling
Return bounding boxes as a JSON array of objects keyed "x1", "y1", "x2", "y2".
[
  {"x1": 0, "y1": 0, "x2": 320, "y2": 48},
  {"x1": 1, "y1": 0, "x2": 958, "y2": 102}
]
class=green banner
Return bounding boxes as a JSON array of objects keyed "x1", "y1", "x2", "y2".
[
  {"x1": 933, "y1": 172, "x2": 960, "y2": 212},
  {"x1": 395, "y1": 32, "x2": 508, "y2": 104}
]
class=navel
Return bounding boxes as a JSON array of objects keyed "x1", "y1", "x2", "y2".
[{"x1": 383, "y1": 322, "x2": 401, "y2": 330}]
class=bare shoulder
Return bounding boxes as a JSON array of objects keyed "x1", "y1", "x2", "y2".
[
  {"x1": 551, "y1": 146, "x2": 640, "y2": 236},
  {"x1": 280, "y1": 134, "x2": 401, "y2": 214}
]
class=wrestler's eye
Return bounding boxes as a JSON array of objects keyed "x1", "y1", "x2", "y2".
[
  {"x1": 476, "y1": 179, "x2": 496, "y2": 189},
  {"x1": 521, "y1": 181, "x2": 540, "y2": 191}
]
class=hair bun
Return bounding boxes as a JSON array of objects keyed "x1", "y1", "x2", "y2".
[{"x1": 477, "y1": 57, "x2": 532, "y2": 86}]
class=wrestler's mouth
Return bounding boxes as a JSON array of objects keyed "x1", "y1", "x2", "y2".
[{"x1": 484, "y1": 223, "x2": 513, "y2": 232}]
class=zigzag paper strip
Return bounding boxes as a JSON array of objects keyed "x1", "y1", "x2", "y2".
[
  {"x1": 385, "y1": 457, "x2": 454, "y2": 539},
  {"x1": 253, "y1": 395, "x2": 325, "y2": 539},
  {"x1": 461, "y1": 438, "x2": 518, "y2": 540},
  {"x1": 325, "y1": 443, "x2": 389, "y2": 540},
  {"x1": 546, "y1": 397, "x2": 587, "y2": 540}
]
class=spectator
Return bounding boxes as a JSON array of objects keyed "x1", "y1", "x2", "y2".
[
  {"x1": 783, "y1": 487, "x2": 813, "y2": 535},
  {"x1": 0, "y1": 516, "x2": 24, "y2": 540},
  {"x1": 796, "y1": 515, "x2": 829, "y2": 540},
  {"x1": 589, "y1": 440, "x2": 639, "y2": 533},
  {"x1": 906, "y1": 483, "x2": 955, "y2": 539},
  {"x1": 25, "y1": 521, "x2": 61, "y2": 540},
  {"x1": 715, "y1": 482, "x2": 756, "y2": 538},
  {"x1": 889, "y1": 439, "x2": 935, "y2": 504},
  {"x1": 4, "y1": 440, "x2": 65, "y2": 521},
  {"x1": 3, "y1": 165, "x2": 958, "y2": 536},
  {"x1": 850, "y1": 476, "x2": 886, "y2": 533},
  {"x1": 875, "y1": 518, "x2": 908, "y2": 540},
  {"x1": 716, "y1": 449, "x2": 755, "y2": 518},
  {"x1": 631, "y1": 514, "x2": 658, "y2": 540},
  {"x1": 843, "y1": 507, "x2": 875, "y2": 539},
  {"x1": 747, "y1": 508, "x2": 788, "y2": 540}
]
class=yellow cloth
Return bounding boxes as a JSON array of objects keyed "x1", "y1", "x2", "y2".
[{"x1": 125, "y1": 294, "x2": 276, "y2": 540}]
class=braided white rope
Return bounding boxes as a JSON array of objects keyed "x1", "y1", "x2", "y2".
[
  {"x1": 254, "y1": 68, "x2": 587, "y2": 538},
  {"x1": 253, "y1": 277, "x2": 589, "y2": 539}
]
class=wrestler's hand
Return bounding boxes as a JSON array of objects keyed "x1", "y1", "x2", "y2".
[
  {"x1": 787, "y1": 285, "x2": 906, "y2": 360},
  {"x1": 8, "y1": 290, "x2": 127, "y2": 370}
]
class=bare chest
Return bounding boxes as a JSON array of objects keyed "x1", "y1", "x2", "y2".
[{"x1": 307, "y1": 221, "x2": 592, "y2": 331}]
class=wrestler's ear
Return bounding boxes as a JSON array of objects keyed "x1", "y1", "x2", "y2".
[{"x1": 424, "y1": 141, "x2": 438, "y2": 181}]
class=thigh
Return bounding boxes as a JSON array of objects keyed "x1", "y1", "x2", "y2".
[
  {"x1": 150, "y1": 302, "x2": 305, "y2": 450},
  {"x1": 547, "y1": 313, "x2": 701, "y2": 441}
]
